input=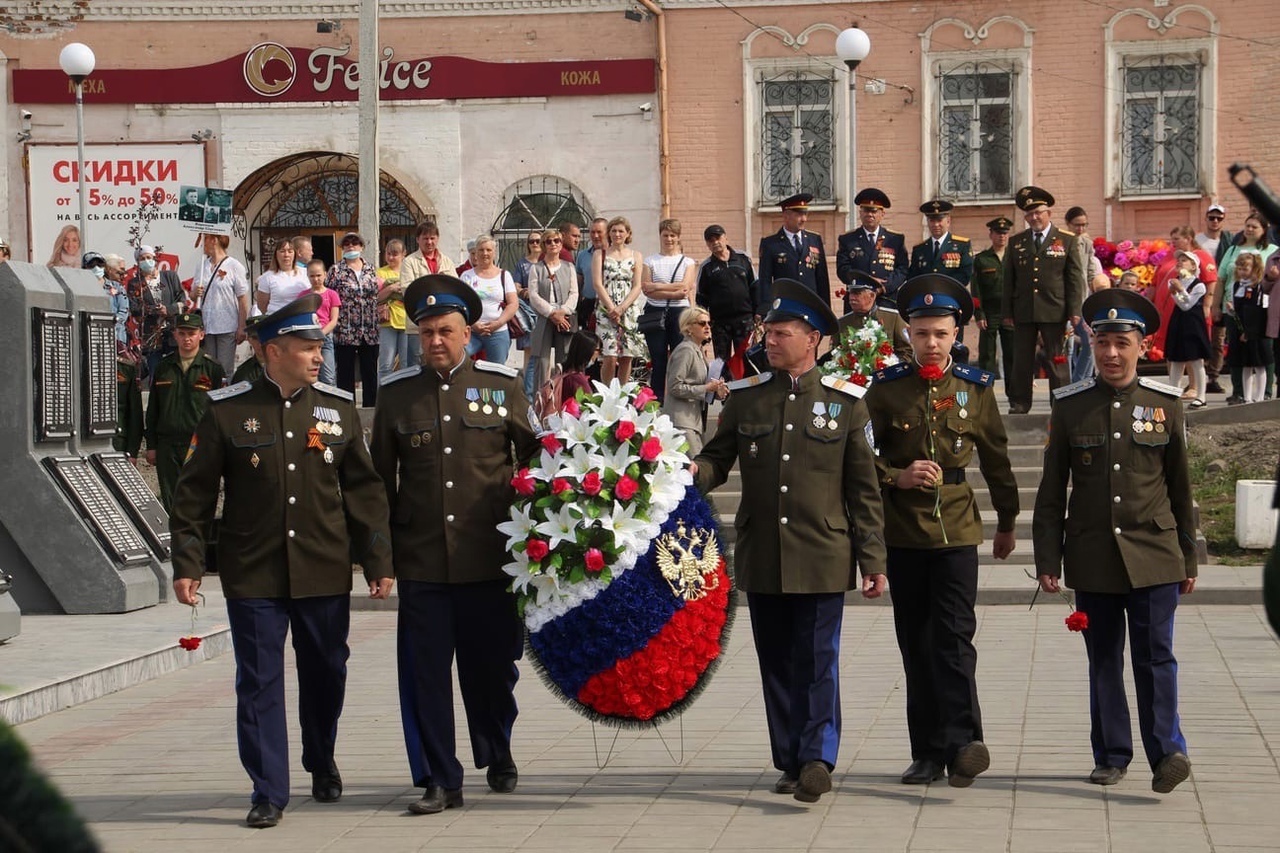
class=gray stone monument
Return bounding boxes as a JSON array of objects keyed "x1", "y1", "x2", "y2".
[
  {"x1": 0, "y1": 569, "x2": 18, "y2": 642},
  {"x1": 0, "y1": 261, "x2": 171, "y2": 614}
]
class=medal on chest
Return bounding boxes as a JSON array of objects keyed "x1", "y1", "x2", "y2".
[
  {"x1": 494, "y1": 389, "x2": 508, "y2": 418},
  {"x1": 812, "y1": 402, "x2": 827, "y2": 429},
  {"x1": 466, "y1": 388, "x2": 481, "y2": 411}
]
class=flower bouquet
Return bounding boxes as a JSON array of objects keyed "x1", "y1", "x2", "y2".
[
  {"x1": 819, "y1": 318, "x2": 900, "y2": 386},
  {"x1": 501, "y1": 380, "x2": 734, "y2": 725}
]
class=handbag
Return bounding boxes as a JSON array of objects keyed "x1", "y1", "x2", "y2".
[{"x1": 637, "y1": 306, "x2": 666, "y2": 333}]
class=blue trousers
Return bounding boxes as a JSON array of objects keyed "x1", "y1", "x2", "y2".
[
  {"x1": 397, "y1": 579, "x2": 523, "y2": 790},
  {"x1": 887, "y1": 546, "x2": 983, "y2": 765},
  {"x1": 746, "y1": 592, "x2": 845, "y2": 774},
  {"x1": 1076, "y1": 583, "x2": 1187, "y2": 770},
  {"x1": 640, "y1": 306, "x2": 684, "y2": 403},
  {"x1": 225, "y1": 595, "x2": 351, "y2": 809}
]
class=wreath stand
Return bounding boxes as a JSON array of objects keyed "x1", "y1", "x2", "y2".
[{"x1": 591, "y1": 715, "x2": 685, "y2": 768}]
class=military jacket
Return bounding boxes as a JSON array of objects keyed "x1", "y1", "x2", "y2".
[
  {"x1": 693, "y1": 368, "x2": 886, "y2": 594},
  {"x1": 757, "y1": 229, "x2": 831, "y2": 307},
  {"x1": 835, "y1": 307, "x2": 912, "y2": 361},
  {"x1": 1001, "y1": 225, "x2": 1086, "y2": 324},
  {"x1": 369, "y1": 359, "x2": 539, "y2": 584},
  {"x1": 114, "y1": 359, "x2": 143, "y2": 458},
  {"x1": 909, "y1": 234, "x2": 974, "y2": 288},
  {"x1": 865, "y1": 361, "x2": 1019, "y2": 548},
  {"x1": 232, "y1": 357, "x2": 265, "y2": 386},
  {"x1": 169, "y1": 377, "x2": 393, "y2": 599},
  {"x1": 836, "y1": 228, "x2": 909, "y2": 303},
  {"x1": 145, "y1": 351, "x2": 225, "y2": 446},
  {"x1": 1032, "y1": 377, "x2": 1197, "y2": 593},
  {"x1": 971, "y1": 248, "x2": 1007, "y2": 323}
]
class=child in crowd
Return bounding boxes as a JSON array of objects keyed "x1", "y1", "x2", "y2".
[
  {"x1": 309, "y1": 258, "x2": 342, "y2": 386},
  {"x1": 1229, "y1": 253, "x2": 1271, "y2": 403},
  {"x1": 1166, "y1": 251, "x2": 1211, "y2": 408}
]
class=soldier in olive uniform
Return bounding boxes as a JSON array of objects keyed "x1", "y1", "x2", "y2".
[
  {"x1": 693, "y1": 279, "x2": 887, "y2": 804},
  {"x1": 1032, "y1": 288, "x2": 1196, "y2": 793},
  {"x1": 231, "y1": 315, "x2": 266, "y2": 385},
  {"x1": 144, "y1": 311, "x2": 226, "y2": 510},
  {"x1": 169, "y1": 294, "x2": 394, "y2": 829},
  {"x1": 114, "y1": 356, "x2": 143, "y2": 460},
  {"x1": 756, "y1": 193, "x2": 832, "y2": 306},
  {"x1": 370, "y1": 275, "x2": 540, "y2": 816},
  {"x1": 836, "y1": 187, "x2": 910, "y2": 309},
  {"x1": 1001, "y1": 186, "x2": 1086, "y2": 413},
  {"x1": 972, "y1": 217, "x2": 1015, "y2": 389},
  {"x1": 835, "y1": 270, "x2": 912, "y2": 361},
  {"x1": 864, "y1": 274, "x2": 1020, "y2": 788}
]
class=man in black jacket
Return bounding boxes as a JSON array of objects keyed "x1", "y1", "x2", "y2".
[{"x1": 697, "y1": 224, "x2": 758, "y2": 380}]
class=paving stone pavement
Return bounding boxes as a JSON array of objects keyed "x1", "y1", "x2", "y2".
[{"x1": 14, "y1": 603, "x2": 1280, "y2": 853}]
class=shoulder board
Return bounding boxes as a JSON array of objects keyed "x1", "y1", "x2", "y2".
[
  {"x1": 207, "y1": 381, "x2": 252, "y2": 402},
  {"x1": 1139, "y1": 377, "x2": 1183, "y2": 398},
  {"x1": 873, "y1": 362, "x2": 913, "y2": 383},
  {"x1": 882, "y1": 228, "x2": 902, "y2": 236},
  {"x1": 475, "y1": 360, "x2": 519, "y2": 378},
  {"x1": 878, "y1": 306, "x2": 900, "y2": 315},
  {"x1": 313, "y1": 381, "x2": 354, "y2": 401},
  {"x1": 726, "y1": 372, "x2": 772, "y2": 392},
  {"x1": 380, "y1": 365, "x2": 421, "y2": 386},
  {"x1": 821, "y1": 374, "x2": 867, "y2": 399},
  {"x1": 1052, "y1": 377, "x2": 1096, "y2": 400},
  {"x1": 952, "y1": 235, "x2": 970, "y2": 243},
  {"x1": 952, "y1": 363, "x2": 994, "y2": 387}
]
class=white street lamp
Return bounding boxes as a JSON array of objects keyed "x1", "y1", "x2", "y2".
[
  {"x1": 835, "y1": 27, "x2": 871, "y2": 232},
  {"x1": 59, "y1": 42, "x2": 96, "y2": 251}
]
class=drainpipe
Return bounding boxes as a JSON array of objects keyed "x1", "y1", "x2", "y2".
[{"x1": 635, "y1": 0, "x2": 670, "y2": 218}]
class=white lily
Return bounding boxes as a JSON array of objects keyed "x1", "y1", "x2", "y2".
[
  {"x1": 599, "y1": 441, "x2": 640, "y2": 476},
  {"x1": 497, "y1": 503, "x2": 538, "y2": 553},
  {"x1": 600, "y1": 500, "x2": 648, "y2": 552},
  {"x1": 591, "y1": 378, "x2": 633, "y2": 424},
  {"x1": 559, "y1": 413, "x2": 598, "y2": 447},
  {"x1": 534, "y1": 502, "x2": 581, "y2": 551},
  {"x1": 556, "y1": 442, "x2": 605, "y2": 481},
  {"x1": 535, "y1": 446, "x2": 563, "y2": 478}
]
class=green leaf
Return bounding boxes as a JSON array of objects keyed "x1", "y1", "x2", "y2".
[
  {"x1": 548, "y1": 552, "x2": 563, "y2": 570},
  {"x1": 568, "y1": 565, "x2": 586, "y2": 584}
]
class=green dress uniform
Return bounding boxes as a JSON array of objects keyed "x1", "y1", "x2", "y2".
[
  {"x1": 114, "y1": 358, "x2": 143, "y2": 458},
  {"x1": 971, "y1": 247, "x2": 1014, "y2": 382},
  {"x1": 232, "y1": 356, "x2": 265, "y2": 386},
  {"x1": 145, "y1": 349, "x2": 225, "y2": 510},
  {"x1": 863, "y1": 274, "x2": 1019, "y2": 787}
]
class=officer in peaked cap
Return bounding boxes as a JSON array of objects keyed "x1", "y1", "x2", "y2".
[
  {"x1": 838, "y1": 187, "x2": 910, "y2": 309},
  {"x1": 757, "y1": 192, "x2": 831, "y2": 307},
  {"x1": 909, "y1": 199, "x2": 973, "y2": 311},
  {"x1": 370, "y1": 273, "x2": 539, "y2": 815},
  {"x1": 835, "y1": 270, "x2": 911, "y2": 361},
  {"x1": 694, "y1": 276, "x2": 886, "y2": 804},
  {"x1": 169, "y1": 291, "x2": 393, "y2": 828},
  {"x1": 972, "y1": 217, "x2": 1015, "y2": 388},
  {"x1": 231, "y1": 314, "x2": 267, "y2": 385},
  {"x1": 1033, "y1": 286, "x2": 1195, "y2": 794},
  {"x1": 864, "y1": 273, "x2": 1019, "y2": 790}
]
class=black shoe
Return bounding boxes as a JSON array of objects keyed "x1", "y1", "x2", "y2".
[
  {"x1": 900, "y1": 758, "x2": 945, "y2": 784},
  {"x1": 793, "y1": 760, "x2": 832, "y2": 803},
  {"x1": 312, "y1": 768, "x2": 343, "y2": 803},
  {"x1": 486, "y1": 758, "x2": 518, "y2": 793},
  {"x1": 1152, "y1": 752, "x2": 1191, "y2": 794},
  {"x1": 246, "y1": 802, "x2": 283, "y2": 828},
  {"x1": 1088, "y1": 765, "x2": 1127, "y2": 786},
  {"x1": 1008, "y1": 405, "x2": 1030, "y2": 415},
  {"x1": 773, "y1": 772, "x2": 799, "y2": 795},
  {"x1": 948, "y1": 741, "x2": 991, "y2": 788},
  {"x1": 1226, "y1": 395, "x2": 1245, "y2": 406},
  {"x1": 408, "y1": 785, "x2": 464, "y2": 815},
  {"x1": 1205, "y1": 380, "x2": 1225, "y2": 394}
]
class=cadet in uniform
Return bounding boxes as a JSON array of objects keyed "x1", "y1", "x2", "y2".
[
  {"x1": 972, "y1": 217, "x2": 1015, "y2": 389},
  {"x1": 169, "y1": 294, "x2": 394, "y2": 829},
  {"x1": 757, "y1": 193, "x2": 831, "y2": 307},
  {"x1": 231, "y1": 315, "x2": 266, "y2": 385},
  {"x1": 835, "y1": 270, "x2": 911, "y2": 361},
  {"x1": 144, "y1": 311, "x2": 226, "y2": 510},
  {"x1": 1032, "y1": 288, "x2": 1196, "y2": 793},
  {"x1": 693, "y1": 279, "x2": 887, "y2": 804},
  {"x1": 1001, "y1": 186, "x2": 1085, "y2": 413},
  {"x1": 836, "y1": 188, "x2": 910, "y2": 309},
  {"x1": 864, "y1": 274, "x2": 1019, "y2": 788},
  {"x1": 370, "y1": 274, "x2": 540, "y2": 816},
  {"x1": 114, "y1": 356, "x2": 143, "y2": 460},
  {"x1": 909, "y1": 200, "x2": 973, "y2": 349}
]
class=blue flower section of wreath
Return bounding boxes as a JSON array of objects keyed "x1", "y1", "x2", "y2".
[{"x1": 528, "y1": 484, "x2": 718, "y2": 698}]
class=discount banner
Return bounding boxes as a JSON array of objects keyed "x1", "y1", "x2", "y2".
[{"x1": 26, "y1": 142, "x2": 207, "y2": 279}]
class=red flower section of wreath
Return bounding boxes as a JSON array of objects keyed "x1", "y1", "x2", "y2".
[
  {"x1": 1065, "y1": 610, "x2": 1090, "y2": 632},
  {"x1": 918, "y1": 364, "x2": 944, "y2": 381}
]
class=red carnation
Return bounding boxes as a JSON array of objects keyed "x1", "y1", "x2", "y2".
[
  {"x1": 634, "y1": 386, "x2": 658, "y2": 410},
  {"x1": 1052, "y1": 354, "x2": 1068, "y2": 365},
  {"x1": 874, "y1": 359, "x2": 886, "y2": 371},
  {"x1": 1066, "y1": 610, "x2": 1089, "y2": 632},
  {"x1": 879, "y1": 342, "x2": 894, "y2": 355},
  {"x1": 525, "y1": 537, "x2": 550, "y2": 562},
  {"x1": 584, "y1": 547, "x2": 606, "y2": 573},
  {"x1": 552, "y1": 477, "x2": 572, "y2": 496},
  {"x1": 582, "y1": 470, "x2": 602, "y2": 496},
  {"x1": 511, "y1": 467, "x2": 536, "y2": 496},
  {"x1": 178, "y1": 636, "x2": 202, "y2": 651},
  {"x1": 615, "y1": 474, "x2": 639, "y2": 501},
  {"x1": 918, "y1": 364, "x2": 944, "y2": 381},
  {"x1": 615, "y1": 420, "x2": 637, "y2": 441},
  {"x1": 851, "y1": 372, "x2": 868, "y2": 386},
  {"x1": 562, "y1": 397, "x2": 581, "y2": 418},
  {"x1": 540, "y1": 433, "x2": 563, "y2": 454},
  {"x1": 834, "y1": 287, "x2": 847, "y2": 300},
  {"x1": 639, "y1": 436, "x2": 662, "y2": 462}
]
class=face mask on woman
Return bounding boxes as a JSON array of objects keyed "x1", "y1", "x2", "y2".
[
  {"x1": 139, "y1": 258, "x2": 157, "y2": 274},
  {"x1": 91, "y1": 265, "x2": 106, "y2": 279},
  {"x1": 343, "y1": 250, "x2": 361, "y2": 261}
]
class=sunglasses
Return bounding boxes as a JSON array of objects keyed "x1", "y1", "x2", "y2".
[
  {"x1": 546, "y1": 238, "x2": 562, "y2": 244},
  {"x1": 1207, "y1": 215, "x2": 1224, "y2": 221},
  {"x1": 692, "y1": 320, "x2": 711, "y2": 327}
]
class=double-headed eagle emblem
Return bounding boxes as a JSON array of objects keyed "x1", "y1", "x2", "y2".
[{"x1": 655, "y1": 521, "x2": 721, "y2": 602}]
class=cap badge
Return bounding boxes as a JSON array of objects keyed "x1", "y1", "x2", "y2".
[
  {"x1": 427, "y1": 295, "x2": 437, "y2": 306},
  {"x1": 924, "y1": 294, "x2": 934, "y2": 305},
  {"x1": 1108, "y1": 308, "x2": 1118, "y2": 319},
  {"x1": 772, "y1": 298, "x2": 781, "y2": 309}
]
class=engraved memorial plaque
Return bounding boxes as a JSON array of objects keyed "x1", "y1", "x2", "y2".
[
  {"x1": 81, "y1": 312, "x2": 118, "y2": 438},
  {"x1": 32, "y1": 308, "x2": 74, "y2": 441},
  {"x1": 42, "y1": 456, "x2": 150, "y2": 566},
  {"x1": 91, "y1": 452, "x2": 171, "y2": 559}
]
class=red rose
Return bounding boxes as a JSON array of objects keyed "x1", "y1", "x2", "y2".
[
  {"x1": 639, "y1": 437, "x2": 662, "y2": 462},
  {"x1": 614, "y1": 420, "x2": 637, "y2": 441},
  {"x1": 584, "y1": 547, "x2": 606, "y2": 573},
  {"x1": 525, "y1": 538, "x2": 550, "y2": 562},
  {"x1": 178, "y1": 636, "x2": 201, "y2": 651},
  {"x1": 563, "y1": 397, "x2": 581, "y2": 418},
  {"x1": 552, "y1": 477, "x2": 572, "y2": 496},
  {"x1": 511, "y1": 467, "x2": 536, "y2": 496},
  {"x1": 615, "y1": 475, "x2": 639, "y2": 501},
  {"x1": 879, "y1": 342, "x2": 894, "y2": 355},
  {"x1": 633, "y1": 386, "x2": 658, "y2": 410},
  {"x1": 1065, "y1": 610, "x2": 1089, "y2": 632},
  {"x1": 582, "y1": 470, "x2": 603, "y2": 496},
  {"x1": 540, "y1": 433, "x2": 562, "y2": 454},
  {"x1": 917, "y1": 364, "x2": 944, "y2": 381}
]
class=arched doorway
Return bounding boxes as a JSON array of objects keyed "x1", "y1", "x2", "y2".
[
  {"x1": 234, "y1": 152, "x2": 432, "y2": 270},
  {"x1": 490, "y1": 176, "x2": 594, "y2": 270}
]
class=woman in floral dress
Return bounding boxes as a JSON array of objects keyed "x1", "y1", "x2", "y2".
[{"x1": 592, "y1": 216, "x2": 648, "y2": 383}]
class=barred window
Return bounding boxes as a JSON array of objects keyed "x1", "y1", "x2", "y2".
[
  {"x1": 489, "y1": 176, "x2": 593, "y2": 271},
  {"x1": 936, "y1": 62, "x2": 1014, "y2": 200},
  {"x1": 758, "y1": 70, "x2": 836, "y2": 205},
  {"x1": 1120, "y1": 55, "x2": 1202, "y2": 195}
]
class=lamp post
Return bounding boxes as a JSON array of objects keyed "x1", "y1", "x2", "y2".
[
  {"x1": 59, "y1": 42, "x2": 96, "y2": 250},
  {"x1": 835, "y1": 27, "x2": 871, "y2": 232}
]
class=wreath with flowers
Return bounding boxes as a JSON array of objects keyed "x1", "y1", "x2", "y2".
[
  {"x1": 501, "y1": 380, "x2": 734, "y2": 725},
  {"x1": 819, "y1": 318, "x2": 901, "y2": 386}
]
